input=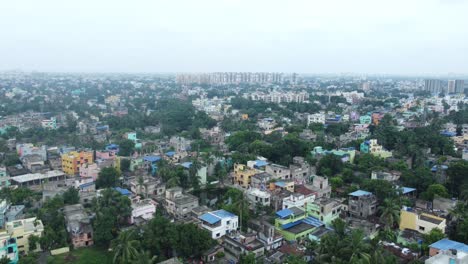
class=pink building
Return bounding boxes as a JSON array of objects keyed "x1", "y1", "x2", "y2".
[
  {"x1": 96, "y1": 150, "x2": 116, "y2": 160},
  {"x1": 79, "y1": 163, "x2": 100, "y2": 181}
]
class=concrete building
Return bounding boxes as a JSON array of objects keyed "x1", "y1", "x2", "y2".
[
  {"x1": 223, "y1": 233, "x2": 265, "y2": 260},
  {"x1": 308, "y1": 176, "x2": 332, "y2": 198},
  {"x1": 6, "y1": 217, "x2": 44, "y2": 255},
  {"x1": 1, "y1": 200, "x2": 24, "y2": 229},
  {"x1": 129, "y1": 176, "x2": 166, "y2": 197},
  {"x1": 246, "y1": 188, "x2": 271, "y2": 207},
  {"x1": 61, "y1": 151, "x2": 94, "y2": 175},
  {"x1": 307, "y1": 112, "x2": 326, "y2": 125},
  {"x1": 360, "y1": 139, "x2": 393, "y2": 158},
  {"x1": 265, "y1": 163, "x2": 291, "y2": 180},
  {"x1": 0, "y1": 232, "x2": 18, "y2": 264},
  {"x1": 308, "y1": 198, "x2": 344, "y2": 226},
  {"x1": 274, "y1": 206, "x2": 324, "y2": 241},
  {"x1": 164, "y1": 187, "x2": 199, "y2": 220},
  {"x1": 0, "y1": 167, "x2": 10, "y2": 189},
  {"x1": 425, "y1": 249, "x2": 468, "y2": 264},
  {"x1": 79, "y1": 163, "x2": 100, "y2": 181},
  {"x1": 234, "y1": 164, "x2": 260, "y2": 188},
  {"x1": 429, "y1": 238, "x2": 468, "y2": 257},
  {"x1": 63, "y1": 204, "x2": 93, "y2": 248},
  {"x1": 282, "y1": 193, "x2": 315, "y2": 210},
  {"x1": 399, "y1": 207, "x2": 446, "y2": 234},
  {"x1": 289, "y1": 157, "x2": 312, "y2": 184},
  {"x1": 10, "y1": 170, "x2": 66, "y2": 187},
  {"x1": 425, "y1": 79, "x2": 442, "y2": 94},
  {"x1": 348, "y1": 190, "x2": 378, "y2": 219},
  {"x1": 130, "y1": 197, "x2": 156, "y2": 224},
  {"x1": 199, "y1": 210, "x2": 238, "y2": 239}
]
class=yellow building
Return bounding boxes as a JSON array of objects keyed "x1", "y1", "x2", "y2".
[
  {"x1": 6, "y1": 217, "x2": 44, "y2": 255},
  {"x1": 62, "y1": 151, "x2": 94, "y2": 175},
  {"x1": 234, "y1": 164, "x2": 259, "y2": 188},
  {"x1": 399, "y1": 207, "x2": 446, "y2": 234}
]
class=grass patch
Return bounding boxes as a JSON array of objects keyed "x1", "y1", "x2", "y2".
[{"x1": 47, "y1": 247, "x2": 112, "y2": 264}]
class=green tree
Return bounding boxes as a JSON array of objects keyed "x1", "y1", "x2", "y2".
[
  {"x1": 120, "y1": 158, "x2": 131, "y2": 172},
  {"x1": 118, "y1": 139, "x2": 135, "y2": 156},
  {"x1": 239, "y1": 252, "x2": 256, "y2": 264},
  {"x1": 379, "y1": 198, "x2": 401, "y2": 228},
  {"x1": 63, "y1": 187, "x2": 80, "y2": 205},
  {"x1": 421, "y1": 184, "x2": 449, "y2": 201},
  {"x1": 317, "y1": 155, "x2": 343, "y2": 176},
  {"x1": 0, "y1": 256, "x2": 10, "y2": 264},
  {"x1": 111, "y1": 230, "x2": 141, "y2": 264},
  {"x1": 134, "y1": 250, "x2": 157, "y2": 264},
  {"x1": 28, "y1": 235, "x2": 40, "y2": 252},
  {"x1": 96, "y1": 167, "x2": 121, "y2": 189}
]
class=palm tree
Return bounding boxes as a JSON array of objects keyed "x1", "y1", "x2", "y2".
[
  {"x1": 134, "y1": 250, "x2": 157, "y2": 264},
  {"x1": 346, "y1": 229, "x2": 371, "y2": 263},
  {"x1": 111, "y1": 230, "x2": 140, "y2": 264},
  {"x1": 379, "y1": 198, "x2": 401, "y2": 228},
  {"x1": 137, "y1": 175, "x2": 148, "y2": 198}
]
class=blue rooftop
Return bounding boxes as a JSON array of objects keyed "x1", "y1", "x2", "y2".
[
  {"x1": 114, "y1": 187, "x2": 132, "y2": 196},
  {"x1": 181, "y1": 162, "x2": 192, "y2": 169},
  {"x1": 144, "y1": 156, "x2": 161, "y2": 163},
  {"x1": 401, "y1": 187, "x2": 416, "y2": 194},
  {"x1": 212, "y1": 209, "x2": 236, "y2": 219},
  {"x1": 79, "y1": 182, "x2": 95, "y2": 189},
  {"x1": 199, "y1": 213, "x2": 221, "y2": 224},
  {"x1": 276, "y1": 208, "x2": 293, "y2": 218},
  {"x1": 302, "y1": 216, "x2": 324, "y2": 227},
  {"x1": 254, "y1": 160, "x2": 268, "y2": 167},
  {"x1": 349, "y1": 190, "x2": 372, "y2": 197},
  {"x1": 165, "y1": 151, "x2": 176, "y2": 157},
  {"x1": 430, "y1": 239, "x2": 468, "y2": 253}
]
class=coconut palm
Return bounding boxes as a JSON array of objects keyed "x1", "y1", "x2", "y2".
[
  {"x1": 134, "y1": 250, "x2": 157, "y2": 264},
  {"x1": 379, "y1": 198, "x2": 401, "y2": 228},
  {"x1": 111, "y1": 230, "x2": 140, "y2": 264}
]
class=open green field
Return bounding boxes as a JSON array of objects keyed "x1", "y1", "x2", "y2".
[{"x1": 47, "y1": 247, "x2": 113, "y2": 264}]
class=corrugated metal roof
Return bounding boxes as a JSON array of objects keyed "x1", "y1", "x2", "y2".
[
  {"x1": 276, "y1": 208, "x2": 293, "y2": 218},
  {"x1": 349, "y1": 190, "x2": 372, "y2": 197},
  {"x1": 114, "y1": 187, "x2": 131, "y2": 196},
  {"x1": 143, "y1": 156, "x2": 161, "y2": 162},
  {"x1": 430, "y1": 239, "x2": 468, "y2": 252},
  {"x1": 199, "y1": 213, "x2": 221, "y2": 224},
  {"x1": 303, "y1": 216, "x2": 324, "y2": 227},
  {"x1": 212, "y1": 209, "x2": 236, "y2": 218}
]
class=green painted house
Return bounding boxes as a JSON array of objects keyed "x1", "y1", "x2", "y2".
[{"x1": 275, "y1": 206, "x2": 324, "y2": 241}]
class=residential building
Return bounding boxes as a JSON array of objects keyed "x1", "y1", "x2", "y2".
[
  {"x1": 307, "y1": 112, "x2": 326, "y2": 125},
  {"x1": 79, "y1": 163, "x2": 100, "y2": 181},
  {"x1": 348, "y1": 190, "x2": 378, "y2": 218},
  {"x1": 0, "y1": 200, "x2": 24, "y2": 229},
  {"x1": 6, "y1": 217, "x2": 44, "y2": 255},
  {"x1": 399, "y1": 207, "x2": 446, "y2": 234},
  {"x1": 130, "y1": 197, "x2": 156, "y2": 224},
  {"x1": 359, "y1": 115, "x2": 372, "y2": 124},
  {"x1": 282, "y1": 193, "x2": 315, "y2": 210},
  {"x1": 429, "y1": 238, "x2": 468, "y2": 257},
  {"x1": 61, "y1": 151, "x2": 94, "y2": 175},
  {"x1": 0, "y1": 232, "x2": 18, "y2": 264},
  {"x1": 425, "y1": 249, "x2": 468, "y2": 264},
  {"x1": 63, "y1": 204, "x2": 93, "y2": 248},
  {"x1": 164, "y1": 187, "x2": 199, "y2": 219},
  {"x1": 248, "y1": 219, "x2": 283, "y2": 251},
  {"x1": 308, "y1": 198, "x2": 344, "y2": 226},
  {"x1": 289, "y1": 157, "x2": 311, "y2": 184},
  {"x1": 129, "y1": 176, "x2": 166, "y2": 197},
  {"x1": 274, "y1": 206, "x2": 324, "y2": 241},
  {"x1": 41, "y1": 117, "x2": 57, "y2": 129},
  {"x1": 199, "y1": 210, "x2": 238, "y2": 239},
  {"x1": 308, "y1": 175, "x2": 332, "y2": 198},
  {"x1": 371, "y1": 170, "x2": 401, "y2": 182},
  {"x1": 360, "y1": 139, "x2": 393, "y2": 158},
  {"x1": 425, "y1": 79, "x2": 442, "y2": 94},
  {"x1": 246, "y1": 188, "x2": 271, "y2": 207},
  {"x1": 265, "y1": 163, "x2": 291, "y2": 180},
  {"x1": 0, "y1": 167, "x2": 10, "y2": 189},
  {"x1": 311, "y1": 146, "x2": 356, "y2": 163},
  {"x1": 126, "y1": 132, "x2": 142, "y2": 149},
  {"x1": 223, "y1": 233, "x2": 265, "y2": 260},
  {"x1": 269, "y1": 181, "x2": 294, "y2": 192},
  {"x1": 234, "y1": 164, "x2": 260, "y2": 188}
]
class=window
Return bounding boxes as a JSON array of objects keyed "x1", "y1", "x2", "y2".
[
  {"x1": 17, "y1": 236, "x2": 23, "y2": 239},
  {"x1": 419, "y1": 226, "x2": 425, "y2": 231},
  {"x1": 216, "y1": 233, "x2": 220, "y2": 238},
  {"x1": 18, "y1": 245, "x2": 24, "y2": 248},
  {"x1": 227, "y1": 221, "x2": 230, "y2": 225}
]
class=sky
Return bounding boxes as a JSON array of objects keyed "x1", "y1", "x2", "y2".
[{"x1": 1, "y1": 0, "x2": 468, "y2": 75}]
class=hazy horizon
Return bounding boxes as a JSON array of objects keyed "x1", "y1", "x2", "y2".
[{"x1": 1, "y1": 0, "x2": 468, "y2": 75}]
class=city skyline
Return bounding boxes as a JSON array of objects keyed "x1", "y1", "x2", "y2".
[{"x1": 1, "y1": 0, "x2": 468, "y2": 75}]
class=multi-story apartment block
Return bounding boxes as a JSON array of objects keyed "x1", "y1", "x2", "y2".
[
  {"x1": 282, "y1": 193, "x2": 315, "y2": 210},
  {"x1": 199, "y1": 210, "x2": 238, "y2": 239},
  {"x1": 61, "y1": 151, "x2": 94, "y2": 175},
  {"x1": 6, "y1": 217, "x2": 44, "y2": 255},
  {"x1": 246, "y1": 188, "x2": 271, "y2": 207},
  {"x1": 164, "y1": 187, "x2": 199, "y2": 219},
  {"x1": 234, "y1": 164, "x2": 260, "y2": 188},
  {"x1": 265, "y1": 163, "x2": 291, "y2": 181},
  {"x1": 63, "y1": 204, "x2": 93, "y2": 248},
  {"x1": 360, "y1": 139, "x2": 393, "y2": 158},
  {"x1": 308, "y1": 198, "x2": 344, "y2": 226},
  {"x1": 130, "y1": 197, "x2": 156, "y2": 224},
  {"x1": 348, "y1": 190, "x2": 378, "y2": 219},
  {"x1": 307, "y1": 112, "x2": 326, "y2": 125}
]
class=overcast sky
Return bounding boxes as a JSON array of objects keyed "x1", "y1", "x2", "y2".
[{"x1": 1, "y1": 0, "x2": 467, "y2": 75}]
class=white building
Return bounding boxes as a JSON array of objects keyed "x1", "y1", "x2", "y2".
[
  {"x1": 199, "y1": 210, "x2": 238, "y2": 239},
  {"x1": 282, "y1": 193, "x2": 315, "y2": 209},
  {"x1": 130, "y1": 197, "x2": 156, "y2": 224},
  {"x1": 307, "y1": 112, "x2": 326, "y2": 125},
  {"x1": 246, "y1": 188, "x2": 271, "y2": 207}
]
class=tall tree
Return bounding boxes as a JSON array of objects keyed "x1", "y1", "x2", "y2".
[{"x1": 112, "y1": 230, "x2": 140, "y2": 264}]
